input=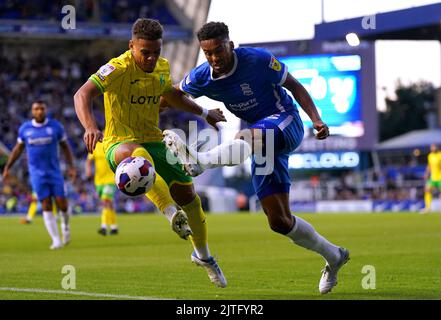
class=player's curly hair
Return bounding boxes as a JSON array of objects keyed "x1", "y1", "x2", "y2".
[
  {"x1": 197, "y1": 21, "x2": 229, "y2": 41},
  {"x1": 33, "y1": 100, "x2": 46, "y2": 106},
  {"x1": 132, "y1": 18, "x2": 163, "y2": 40}
]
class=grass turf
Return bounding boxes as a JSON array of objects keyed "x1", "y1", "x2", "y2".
[{"x1": 0, "y1": 212, "x2": 440, "y2": 300}]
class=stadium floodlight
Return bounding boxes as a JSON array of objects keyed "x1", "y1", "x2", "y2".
[{"x1": 346, "y1": 33, "x2": 360, "y2": 47}]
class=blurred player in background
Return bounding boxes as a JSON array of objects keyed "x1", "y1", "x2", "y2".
[
  {"x1": 21, "y1": 192, "x2": 38, "y2": 224},
  {"x1": 86, "y1": 140, "x2": 119, "y2": 235},
  {"x1": 20, "y1": 191, "x2": 57, "y2": 224},
  {"x1": 2, "y1": 100, "x2": 76, "y2": 249},
  {"x1": 74, "y1": 18, "x2": 228, "y2": 287},
  {"x1": 421, "y1": 143, "x2": 441, "y2": 214},
  {"x1": 164, "y1": 21, "x2": 349, "y2": 294}
]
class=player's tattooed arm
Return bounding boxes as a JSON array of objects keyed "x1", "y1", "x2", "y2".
[
  {"x1": 282, "y1": 73, "x2": 329, "y2": 140},
  {"x1": 74, "y1": 80, "x2": 103, "y2": 153},
  {"x1": 2, "y1": 142, "x2": 25, "y2": 181}
]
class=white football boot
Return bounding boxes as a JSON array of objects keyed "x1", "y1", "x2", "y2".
[
  {"x1": 162, "y1": 130, "x2": 205, "y2": 177},
  {"x1": 171, "y1": 209, "x2": 193, "y2": 240},
  {"x1": 191, "y1": 251, "x2": 227, "y2": 288},
  {"x1": 50, "y1": 242, "x2": 63, "y2": 250},
  {"x1": 319, "y1": 247, "x2": 350, "y2": 294}
]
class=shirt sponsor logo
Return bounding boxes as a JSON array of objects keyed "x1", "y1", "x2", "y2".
[
  {"x1": 269, "y1": 56, "x2": 282, "y2": 72},
  {"x1": 228, "y1": 98, "x2": 258, "y2": 111},
  {"x1": 28, "y1": 136, "x2": 53, "y2": 145},
  {"x1": 130, "y1": 95, "x2": 160, "y2": 104}
]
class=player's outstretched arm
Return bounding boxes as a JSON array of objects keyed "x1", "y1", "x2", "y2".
[
  {"x1": 162, "y1": 87, "x2": 226, "y2": 130},
  {"x1": 74, "y1": 80, "x2": 103, "y2": 153},
  {"x1": 2, "y1": 143, "x2": 25, "y2": 181},
  {"x1": 159, "y1": 96, "x2": 170, "y2": 114},
  {"x1": 282, "y1": 73, "x2": 329, "y2": 140}
]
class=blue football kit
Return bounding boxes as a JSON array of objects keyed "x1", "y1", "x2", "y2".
[
  {"x1": 18, "y1": 118, "x2": 67, "y2": 200},
  {"x1": 180, "y1": 47, "x2": 305, "y2": 199}
]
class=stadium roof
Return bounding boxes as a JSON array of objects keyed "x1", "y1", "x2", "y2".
[
  {"x1": 314, "y1": 3, "x2": 441, "y2": 41},
  {"x1": 375, "y1": 129, "x2": 441, "y2": 151}
]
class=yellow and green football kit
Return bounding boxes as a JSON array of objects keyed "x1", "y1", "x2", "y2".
[
  {"x1": 88, "y1": 141, "x2": 118, "y2": 229},
  {"x1": 89, "y1": 51, "x2": 207, "y2": 250},
  {"x1": 424, "y1": 151, "x2": 441, "y2": 210},
  {"x1": 427, "y1": 151, "x2": 441, "y2": 188},
  {"x1": 87, "y1": 141, "x2": 116, "y2": 200},
  {"x1": 89, "y1": 50, "x2": 191, "y2": 186}
]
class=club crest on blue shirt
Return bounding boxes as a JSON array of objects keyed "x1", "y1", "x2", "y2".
[{"x1": 240, "y1": 83, "x2": 253, "y2": 96}]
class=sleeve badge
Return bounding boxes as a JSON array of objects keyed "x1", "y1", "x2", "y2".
[{"x1": 269, "y1": 56, "x2": 282, "y2": 72}]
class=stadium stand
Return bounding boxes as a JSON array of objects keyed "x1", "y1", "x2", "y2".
[
  {"x1": 0, "y1": 0, "x2": 178, "y2": 24},
  {"x1": 0, "y1": 0, "x2": 212, "y2": 214}
]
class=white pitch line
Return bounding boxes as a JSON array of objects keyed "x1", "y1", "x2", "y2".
[{"x1": 0, "y1": 287, "x2": 171, "y2": 300}]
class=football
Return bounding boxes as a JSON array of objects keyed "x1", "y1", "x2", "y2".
[{"x1": 115, "y1": 156, "x2": 156, "y2": 197}]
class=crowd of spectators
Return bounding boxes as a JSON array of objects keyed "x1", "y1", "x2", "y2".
[
  {"x1": 0, "y1": 0, "x2": 178, "y2": 24},
  {"x1": 0, "y1": 52, "x2": 103, "y2": 156}
]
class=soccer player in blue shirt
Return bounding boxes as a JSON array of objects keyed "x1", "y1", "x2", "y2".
[
  {"x1": 163, "y1": 22, "x2": 350, "y2": 294},
  {"x1": 3, "y1": 101, "x2": 76, "y2": 250}
]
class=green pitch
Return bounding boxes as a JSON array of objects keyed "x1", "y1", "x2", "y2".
[{"x1": 1, "y1": 212, "x2": 440, "y2": 300}]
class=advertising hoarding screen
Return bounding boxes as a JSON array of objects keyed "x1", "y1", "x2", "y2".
[{"x1": 279, "y1": 54, "x2": 363, "y2": 138}]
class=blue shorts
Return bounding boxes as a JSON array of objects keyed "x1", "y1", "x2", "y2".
[
  {"x1": 30, "y1": 174, "x2": 66, "y2": 201},
  {"x1": 250, "y1": 111, "x2": 304, "y2": 200}
]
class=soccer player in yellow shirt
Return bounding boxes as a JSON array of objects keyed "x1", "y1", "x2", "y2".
[
  {"x1": 422, "y1": 144, "x2": 441, "y2": 214},
  {"x1": 86, "y1": 140, "x2": 119, "y2": 235},
  {"x1": 20, "y1": 192, "x2": 38, "y2": 224},
  {"x1": 74, "y1": 18, "x2": 227, "y2": 287}
]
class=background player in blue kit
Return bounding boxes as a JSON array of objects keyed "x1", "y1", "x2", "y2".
[
  {"x1": 3, "y1": 101, "x2": 76, "y2": 250},
  {"x1": 163, "y1": 22, "x2": 350, "y2": 294}
]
